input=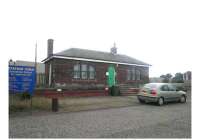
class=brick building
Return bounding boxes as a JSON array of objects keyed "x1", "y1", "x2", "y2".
[{"x1": 42, "y1": 39, "x2": 151, "y2": 93}]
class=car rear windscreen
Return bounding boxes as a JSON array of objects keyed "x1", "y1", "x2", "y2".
[{"x1": 143, "y1": 84, "x2": 158, "y2": 89}]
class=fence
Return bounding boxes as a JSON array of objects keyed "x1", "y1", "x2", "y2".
[{"x1": 36, "y1": 73, "x2": 46, "y2": 87}]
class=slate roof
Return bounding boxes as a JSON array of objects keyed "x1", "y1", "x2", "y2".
[{"x1": 44, "y1": 48, "x2": 150, "y2": 66}]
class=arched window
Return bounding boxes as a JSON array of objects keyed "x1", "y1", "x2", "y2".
[
  {"x1": 73, "y1": 64, "x2": 80, "y2": 79},
  {"x1": 81, "y1": 64, "x2": 87, "y2": 79},
  {"x1": 127, "y1": 69, "x2": 131, "y2": 80},
  {"x1": 136, "y1": 69, "x2": 141, "y2": 80},
  {"x1": 127, "y1": 68, "x2": 136, "y2": 81},
  {"x1": 131, "y1": 68, "x2": 136, "y2": 80},
  {"x1": 89, "y1": 66, "x2": 95, "y2": 79},
  {"x1": 73, "y1": 64, "x2": 96, "y2": 80}
]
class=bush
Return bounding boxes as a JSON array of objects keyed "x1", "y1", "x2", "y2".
[{"x1": 20, "y1": 92, "x2": 31, "y2": 100}]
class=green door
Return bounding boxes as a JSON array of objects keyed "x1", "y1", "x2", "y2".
[{"x1": 107, "y1": 65, "x2": 116, "y2": 87}]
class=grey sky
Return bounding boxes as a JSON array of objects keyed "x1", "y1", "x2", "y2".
[{"x1": 1, "y1": 0, "x2": 198, "y2": 77}]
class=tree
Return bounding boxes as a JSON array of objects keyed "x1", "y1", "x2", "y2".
[
  {"x1": 166, "y1": 73, "x2": 172, "y2": 79},
  {"x1": 160, "y1": 75, "x2": 166, "y2": 79},
  {"x1": 172, "y1": 73, "x2": 184, "y2": 83},
  {"x1": 160, "y1": 73, "x2": 172, "y2": 83}
]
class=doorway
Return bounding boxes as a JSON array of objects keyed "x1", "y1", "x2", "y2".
[{"x1": 107, "y1": 65, "x2": 116, "y2": 87}]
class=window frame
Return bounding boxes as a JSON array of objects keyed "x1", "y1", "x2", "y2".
[
  {"x1": 81, "y1": 64, "x2": 88, "y2": 79},
  {"x1": 127, "y1": 68, "x2": 139, "y2": 81},
  {"x1": 131, "y1": 68, "x2": 136, "y2": 80},
  {"x1": 88, "y1": 65, "x2": 95, "y2": 80},
  {"x1": 136, "y1": 69, "x2": 141, "y2": 80},
  {"x1": 73, "y1": 63, "x2": 96, "y2": 80},
  {"x1": 127, "y1": 69, "x2": 132, "y2": 80},
  {"x1": 73, "y1": 64, "x2": 81, "y2": 79}
]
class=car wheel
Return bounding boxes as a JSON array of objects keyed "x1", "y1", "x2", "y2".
[
  {"x1": 158, "y1": 97, "x2": 164, "y2": 106},
  {"x1": 180, "y1": 95, "x2": 186, "y2": 103}
]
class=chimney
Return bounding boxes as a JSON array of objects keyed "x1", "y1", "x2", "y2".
[
  {"x1": 47, "y1": 39, "x2": 54, "y2": 57},
  {"x1": 110, "y1": 42, "x2": 117, "y2": 55}
]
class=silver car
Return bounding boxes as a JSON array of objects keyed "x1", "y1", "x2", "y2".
[{"x1": 137, "y1": 83, "x2": 187, "y2": 106}]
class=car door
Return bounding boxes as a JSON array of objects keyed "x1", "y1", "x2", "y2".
[
  {"x1": 160, "y1": 85, "x2": 170, "y2": 101},
  {"x1": 169, "y1": 85, "x2": 181, "y2": 101},
  {"x1": 168, "y1": 84, "x2": 180, "y2": 101}
]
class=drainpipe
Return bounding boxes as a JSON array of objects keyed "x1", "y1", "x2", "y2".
[{"x1": 49, "y1": 63, "x2": 52, "y2": 87}]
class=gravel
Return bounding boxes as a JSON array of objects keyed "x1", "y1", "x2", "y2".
[{"x1": 9, "y1": 94, "x2": 191, "y2": 138}]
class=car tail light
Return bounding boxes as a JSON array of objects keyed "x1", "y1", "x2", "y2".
[{"x1": 151, "y1": 89, "x2": 157, "y2": 95}]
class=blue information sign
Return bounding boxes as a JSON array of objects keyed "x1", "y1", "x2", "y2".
[{"x1": 9, "y1": 65, "x2": 36, "y2": 95}]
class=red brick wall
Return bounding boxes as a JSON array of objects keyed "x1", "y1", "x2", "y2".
[
  {"x1": 45, "y1": 58, "x2": 149, "y2": 87},
  {"x1": 35, "y1": 88, "x2": 109, "y2": 97}
]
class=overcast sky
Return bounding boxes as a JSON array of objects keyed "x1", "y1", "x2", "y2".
[{"x1": 1, "y1": 0, "x2": 199, "y2": 77}]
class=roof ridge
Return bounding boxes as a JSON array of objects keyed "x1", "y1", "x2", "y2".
[
  {"x1": 56, "y1": 47, "x2": 130, "y2": 57},
  {"x1": 68, "y1": 48, "x2": 110, "y2": 54}
]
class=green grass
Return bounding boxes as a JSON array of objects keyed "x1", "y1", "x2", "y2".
[{"x1": 9, "y1": 95, "x2": 51, "y2": 112}]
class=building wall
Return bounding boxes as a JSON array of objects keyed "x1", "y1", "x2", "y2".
[{"x1": 45, "y1": 58, "x2": 149, "y2": 88}]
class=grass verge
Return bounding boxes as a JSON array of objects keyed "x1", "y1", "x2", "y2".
[{"x1": 9, "y1": 95, "x2": 137, "y2": 114}]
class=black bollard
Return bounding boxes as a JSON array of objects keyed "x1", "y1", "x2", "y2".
[{"x1": 52, "y1": 98, "x2": 58, "y2": 112}]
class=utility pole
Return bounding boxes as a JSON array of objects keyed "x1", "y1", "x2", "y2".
[
  {"x1": 31, "y1": 42, "x2": 37, "y2": 114},
  {"x1": 35, "y1": 42, "x2": 37, "y2": 78}
]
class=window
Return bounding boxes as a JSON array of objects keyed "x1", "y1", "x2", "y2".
[
  {"x1": 127, "y1": 70, "x2": 131, "y2": 80},
  {"x1": 89, "y1": 66, "x2": 95, "y2": 79},
  {"x1": 73, "y1": 64, "x2": 80, "y2": 79},
  {"x1": 127, "y1": 68, "x2": 136, "y2": 81},
  {"x1": 144, "y1": 83, "x2": 158, "y2": 89},
  {"x1": 136, "y1": 69, "x2": 141, "y2": 80},
  {"x1": 132, "y1": 68, "x2": 136, "y2": 80},
  {"x1": 73, "y1": 63, "x2": 96, "y2": 80},
  {"x1": 168, "y1": 84, "x2": 176, "y2": 91},
  {"x1": 161, "y1": 85, "x2": 169, "y2": 91},
  {"x1": 81, "y1": 64, "x2": 87, "y2": 79}
]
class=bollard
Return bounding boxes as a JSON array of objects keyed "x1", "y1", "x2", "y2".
[{"x1": 52, "y1": 98, "x2": 59, "y2": 112}]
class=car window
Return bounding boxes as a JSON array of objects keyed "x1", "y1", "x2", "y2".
[
  {"x1": 168, "y1": 84, "x2": 176, "y2": 91},
  {"x1": 160, "y1": 85, "x2": 169, "y2": 91}
]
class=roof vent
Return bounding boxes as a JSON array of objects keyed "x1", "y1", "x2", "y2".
[{"x1": 110, "y1": 42, "x2": 117, "y2": 55}]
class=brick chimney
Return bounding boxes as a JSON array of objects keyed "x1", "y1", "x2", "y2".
[{"x1": 47, "y1": 39, "x2": 54, "y2": 57}]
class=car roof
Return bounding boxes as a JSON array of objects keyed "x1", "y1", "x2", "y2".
[
  {"x1": 146, "y1": 83, "x2": 167, "y2": 85},
  {"x1": 145, "y1": 83, "x2": 172, "y2": 88}
]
